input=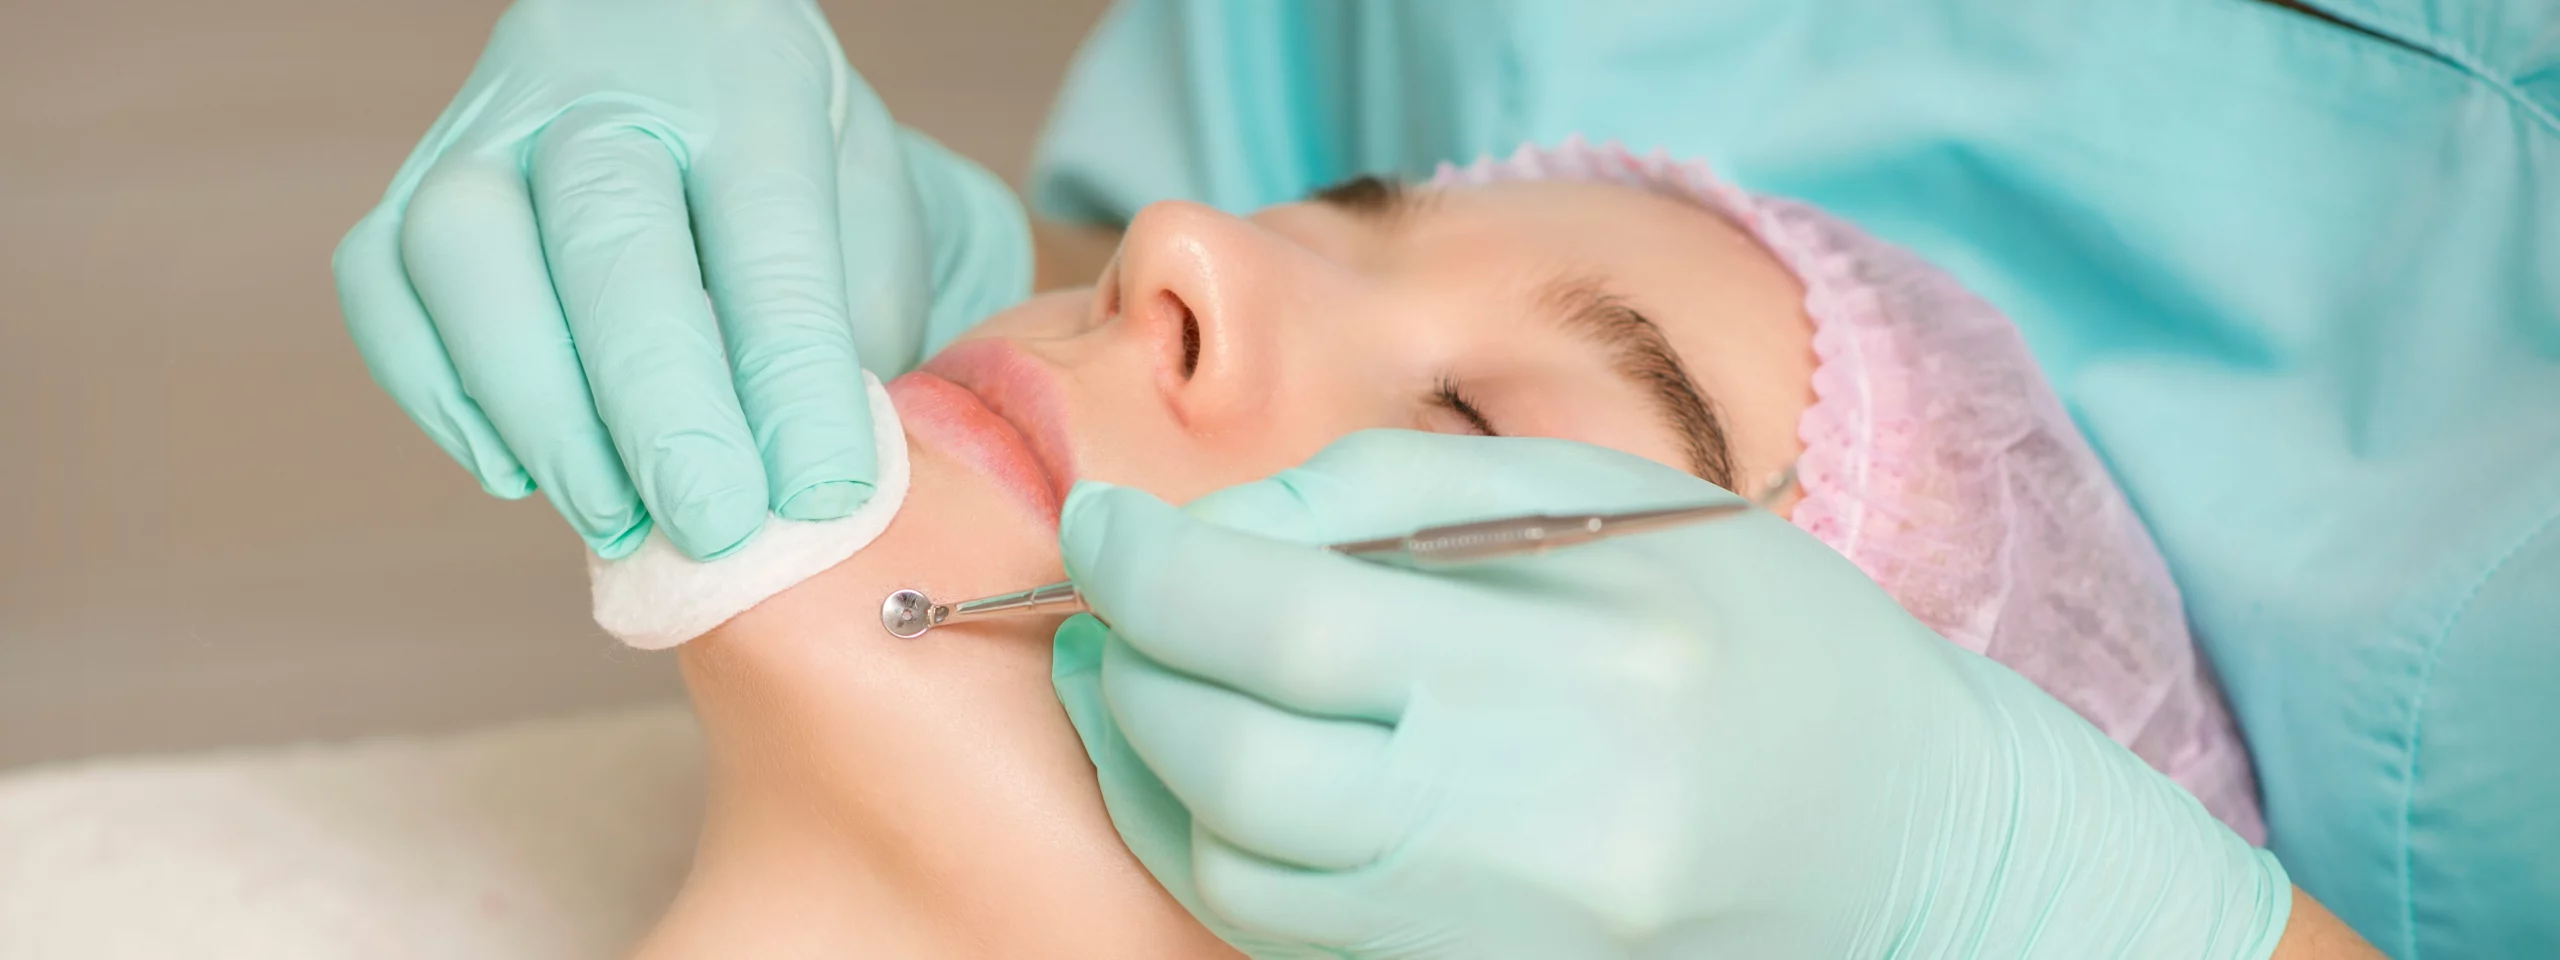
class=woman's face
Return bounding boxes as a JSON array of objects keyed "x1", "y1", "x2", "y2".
[
  {"x1": 665, "y1": 178, "x2": 1819, "y2": 954},
  {"x1": 890, "y1": 177, "x2": 1815, "y2": 543}
]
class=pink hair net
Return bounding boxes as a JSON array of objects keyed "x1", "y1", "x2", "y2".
[{"x1": 1432, "y1": 139, "x2": 2264, "y2": 842}]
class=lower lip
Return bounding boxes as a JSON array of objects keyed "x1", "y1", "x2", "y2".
[{"x1": 887, "y1": 371, "x2": 1063, "y2": 526}]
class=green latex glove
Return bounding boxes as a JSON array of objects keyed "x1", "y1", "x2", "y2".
[
  {"x1": 1054, "y1": 430, "x2": 2292, "y2": 958},
  {"x1": 334, "y1": 0, "x2": 1029, "y2": 559}
]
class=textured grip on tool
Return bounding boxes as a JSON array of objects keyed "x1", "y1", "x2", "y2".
[{"x1": 1407, "y1": 515, "x2": 1605, "y2": 565}]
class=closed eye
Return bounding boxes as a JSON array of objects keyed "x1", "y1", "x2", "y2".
[{"x1": 1431, "y1": 376, "x2": 1498, "y2": 437}]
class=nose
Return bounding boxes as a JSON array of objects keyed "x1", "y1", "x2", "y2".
[{"x1": 1109, "y1": 200, "x2": 1311, "y2": 431}]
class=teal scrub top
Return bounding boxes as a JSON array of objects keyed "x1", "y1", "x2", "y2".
[{"x1": 1027, "y1": 1, "x2": 2560, "y2": 955}]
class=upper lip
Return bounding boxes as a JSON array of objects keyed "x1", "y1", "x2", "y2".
[{"x1": 918, "y1": 338, "x2": 1079, "y2": 507}]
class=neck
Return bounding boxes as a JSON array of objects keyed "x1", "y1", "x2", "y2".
[{"x1": 640, "y1": 779, "x2": 958, "y2": 957}]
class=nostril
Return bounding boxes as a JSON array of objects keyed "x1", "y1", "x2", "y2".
[{"x1": 1179, "y1": 308, "x2": 1201, "y2": 380}]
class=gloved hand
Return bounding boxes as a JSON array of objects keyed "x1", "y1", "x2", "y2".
[
  {"x1": 334, "y1": 0, "x2": 1030, "y2": 559},
  {"x1": 1052, "y1": 430, "x2": 2293, "y2": 958}
]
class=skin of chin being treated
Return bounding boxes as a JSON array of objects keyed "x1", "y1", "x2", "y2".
[{"x1": 628, "y1": 143, "x2": 2267, "y2": 957}]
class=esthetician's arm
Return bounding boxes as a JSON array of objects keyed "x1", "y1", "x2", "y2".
[{"x1": 2275, "y1": 890, "x2": 2387, "y2": 960}]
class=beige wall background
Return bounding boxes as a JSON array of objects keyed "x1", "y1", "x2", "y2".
[{"x1": 0, "y1": 0, "x2": 1113, "y2": 769}]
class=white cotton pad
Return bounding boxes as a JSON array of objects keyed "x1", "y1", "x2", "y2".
[{"x1": 586, "y1": 372, "x2": 910, "y2": 650}]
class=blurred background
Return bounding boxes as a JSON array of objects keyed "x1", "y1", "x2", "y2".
[{"x1": 0, "y1": 0, "x2": 1113, "y2": 770}]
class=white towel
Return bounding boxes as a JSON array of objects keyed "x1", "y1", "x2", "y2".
[{"x1": 0, "y1": 707, "x2": 705, "y2": 960}]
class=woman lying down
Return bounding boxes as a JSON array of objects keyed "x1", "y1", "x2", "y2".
[{"x1": 628, "y1": 141, "x2": 2262, "y2": 958}]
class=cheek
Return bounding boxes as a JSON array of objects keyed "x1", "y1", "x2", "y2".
[
  {"x1": 678, "y1": 441, "x2": 1073, "y2": 797},
  {"x1": 1058, "y1": 359, "x2": 1402, "y2": 507},
  {"x1": 1030, "y1": 284, "x2": 1452, "y2": 507},
  {"x1": 1065, "y1": 397, "x2": 1352, "y2": 506}
]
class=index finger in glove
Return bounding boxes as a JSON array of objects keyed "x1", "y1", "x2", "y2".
[
  {"x1": 1063, "y1": 482, "x2": 1496, "y2": 724},
  {"x1": 1185, "y1": 430, "x2": 1744, "y2": 547}
]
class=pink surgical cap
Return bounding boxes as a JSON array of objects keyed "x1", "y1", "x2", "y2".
[{"x1": 1432, "y1": 138, "x2": 2264, "y2": 842}]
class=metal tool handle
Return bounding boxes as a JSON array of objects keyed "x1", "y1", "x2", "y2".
[
  {"x1": 950, "y1": 579, "x2": 1088, "y2": 621},
  {"x1": 889, "y1": 498, "x2": 1760, "y2": 638}
]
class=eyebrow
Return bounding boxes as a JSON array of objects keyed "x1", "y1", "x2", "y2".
[
  {"x1": 1307, "y1": 174, "x2": 1416, "y2": 221},
  {"x1": 1538, "y1": 275, "x2": 1736, "y2": 488},
  {"x1": 1304, "y1": 180, "x2": 1736, "y2": 486}
]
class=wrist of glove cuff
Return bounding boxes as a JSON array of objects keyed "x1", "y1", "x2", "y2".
[{"x1": 1881, "y1": 654, "x2": 2293, "y2": 960}]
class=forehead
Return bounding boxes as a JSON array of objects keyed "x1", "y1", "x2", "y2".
[
  {"x1": 1425, "y1": 178, "x2": 1743, "y2": 249},
  {"x1": 1255, "y1": 178, "x2": 1758, "y2": 304}
]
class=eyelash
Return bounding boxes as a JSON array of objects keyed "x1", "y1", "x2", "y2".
[{"x1": 1432, "y1": 376, "x2": 1498, "y2": 437}]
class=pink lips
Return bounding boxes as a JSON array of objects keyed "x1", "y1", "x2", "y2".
[{"x1": 888, "y1": 339, "x2": 1079, "y2": 525}]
